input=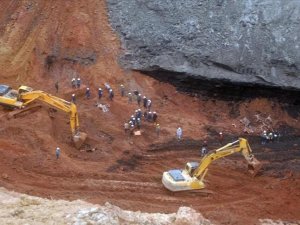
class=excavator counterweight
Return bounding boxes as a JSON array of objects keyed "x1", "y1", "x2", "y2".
[{"x1": 162, "y1": 138, "x2": 261, "y2": 192}]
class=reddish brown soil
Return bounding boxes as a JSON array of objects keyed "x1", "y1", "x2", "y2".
[{"x1": 0, "y1": 1, "x2": 300, "y2": 225}]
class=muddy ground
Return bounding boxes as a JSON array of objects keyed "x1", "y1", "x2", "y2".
[{"x1": 0, "y1": 1, "x2": 300, "y2": 225}]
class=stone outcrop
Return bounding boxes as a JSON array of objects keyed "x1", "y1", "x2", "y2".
[{"x1": 107, "y1": 0, "x2": 300, "y2": 90}]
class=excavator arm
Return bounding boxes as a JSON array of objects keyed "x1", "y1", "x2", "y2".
[
  {"x1": 19, "y1": 91, "x2": 87, "y2": 148},
  {"x1": 193, "y1": 139, "x2": 258, "y2": 180},
  {"x1": 162, "y1": 138, "x2": 261, "y2": 192}
]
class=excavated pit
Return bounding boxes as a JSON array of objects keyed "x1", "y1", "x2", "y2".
[{"x1": 143, "y1": 70, "x2": 300, "y2": 108}]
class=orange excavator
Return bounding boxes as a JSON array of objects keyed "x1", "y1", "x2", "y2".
[{"x1": 0, "y1": 84, "x2": 87, "y2": 148}]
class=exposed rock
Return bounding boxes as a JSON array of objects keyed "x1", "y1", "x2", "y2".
[
  {"x1": 107, "y1": 0, "x2": 300, "y2": 90},
  {"x1": 0, "y1": 187, "x2": 212, "y2": 225}
]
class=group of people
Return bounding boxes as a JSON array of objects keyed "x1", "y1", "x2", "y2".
[
  {"x1": 71, "y1": 77, "x2": 81, "y2": 89},
  {"x1": 122, "y1": 85, "x2": 161, "y2": 138},
  {"x1": 261, "y1": 130, "x2": 279, "y2": 145},
  {"x1": 70, "y1": 79, "x2": 115, "y2": 104}
]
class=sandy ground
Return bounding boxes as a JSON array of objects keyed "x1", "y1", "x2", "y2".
[{"x1": 0, "y1": 1, "x2": 300, "y2": 225}]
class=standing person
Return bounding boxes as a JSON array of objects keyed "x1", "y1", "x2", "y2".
[
  {"x1": 219, "y1": 132, "x2": 224, "y2": 144},
  {"x1": 143, "y1": 96, "x2": 147, "y2": 108},
  {"x1": 104, "y1": 82, "x2": 111, "y2": 91},
  {"x1": 147, "y1": 99, "x2": 152, "y2": 111},
  {"x1": 98, "y1": 88, "x2": 103, "y2": 100},
  {"x1": 137, "y1": 109, "x2": 142, "y2": 119},
  {"x1": 137, "y1": 94, "x2": 142, "y2": 106},
  {"x1": 85, "y1": 87, "x2": 91, "y2": 99},
  {"x1": 201, "y1": 140, "x2": 208, "y2": 157},
  {"x1": 152, "y1": 112, "x2": 158, "y2": 123},
  {"x1": 176, "y1": 127, "x2": 182, "y2": 141},
  {"x1": 76, "y1": 78, "x2": 81, "y2": 88},
  {"x1": 124, "y1": 122, "x2": 129, "y2": 134},
  {"x1": 55, "y1": 81, "x2": 59, "y2": 93},
  {"x1": 156, "y1": 124, "x2": 160, "y2": 138},
  {"x1": 147, "y1": 111, "x2": 153, "y2": 122},
  {"x1": 55, "y1": 147, "x2": 61, "y2": 159},
  {"x1": 261, "y1": 130, "x2": 267, "y2": 145},
  {"x1": 128, "y1": 92, "x2": 132, "y2": 103},
  {"x1": 120, "y1": 84, "x2": 125, "y2": 97},
  {"x1": 71, "y1": 93, "x2": 76, "y2": 103},
  {"x1": 71, "y1": 78, "x2": 76, "y2": 88},
  {"x1": 136, "y1": 118, "x2": 141, "y2": 130},
  {"x1": 109, "y1": 88, "x2": 114, "y2": 101}
]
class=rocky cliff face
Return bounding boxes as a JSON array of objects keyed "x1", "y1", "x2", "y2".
[{"x1": 107, "y1": 0, "x2": 300, "y2": 90}]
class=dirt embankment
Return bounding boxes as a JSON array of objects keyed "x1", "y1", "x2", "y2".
[{"x1": 0, "y1": 1, "x2": 300, "y2": 225}]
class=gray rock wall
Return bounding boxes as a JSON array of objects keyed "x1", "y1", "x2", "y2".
[{"x1": 107, "y1": 0, "x2": 300, "y2": 90}]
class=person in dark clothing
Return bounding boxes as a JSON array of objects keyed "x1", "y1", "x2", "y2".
[
  {"x1": 120, "y1": 84, "x2": 125, "y2": 97},
  {"x1": 55, "y1": 81, "x2": 59, "y2": 93},
  {"x1": 71, "y1": 93, "x2": 76, "y2": 103},
  {"x1": 143, "y1": 96, "x2": 147, "y2": 108},
  {"x1": 137, "y1": 109, "x2": 142, "y2": 119},
  {"x1": 137, "y1": 94, "x2": 142, "y2": 106},
  {"x1": 136, "y1": 118, "x2": 141, "y2": 130},
  {"x1": 98, "y1": 88, "x2": 103, "y2": 100},
  {"x1": 109, "y1": 89, "x2": 114, "y2": 101},
  {"x1": 76, "y1": 78, "x2": 81, "y2": 88},
  {"x1": 85, "y1": 87, "x2": 91, "y2": 99},
  {"x1": 201, "y1": 140, "x2": 208, "y2": 156},
  {"x1": 71, "y1": 78, "x2": 76, "y2": 88},
  {"x1": 144, "y1": 111, "x2": 148, "y2": 119},
  {"x1": 152, "y1": 112, "x2": 157, "y2": 123},
  {"x1": 147, "y1": 111, "x2": 153, "y2": 122}
]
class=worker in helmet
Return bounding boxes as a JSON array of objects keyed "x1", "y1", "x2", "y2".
[
  {"x1": 55, "y1": 147, "x2": 61, "y2": 159},
  {"x1": 137, "y1": 93, "x2": 142, "y2": 106},
  {"x1": 98, "y1": 88, "x2": 103, "y2": 100},
  {"x1": 85, "y1": 87, "x2": 91, "y2": 99},
  {"x1": 120, "y1": 84, "x2": 125, "y2": 97},
  {"x1": 109, "y1": 88, "x2": 114, "y2": 101},
  {"x1": 76, "y1": 78, "x2": 81, "y2": 88},
  {"x1": 128, "y1": 92, "x2": 132, "y2": 103},
  {"x1": 71, "y1": 78, "x2": 76, "y2": 88},
  {"x1": 176, "y1": 127, "x2": 183, "y2": 141},
  {"x1": 71, "y1": 93, "x2": 76, "y2": 103},
  {"x1": 143, "y1": 96, "x2": 147, "y2": 108},
  {"x1": 261, "y1": 130, "x2": 267, "y2": 145},
  {"x1": 156, "y1": 124, "x2": 160, "y2": 137}
]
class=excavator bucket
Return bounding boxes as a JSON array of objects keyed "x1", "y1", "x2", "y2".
[
  {"x1": 73, "y1": 132, "x2": 87, "y2": 149},
  {"x1": 247, "y1": 157, "x2": 262, "y2": 176}
]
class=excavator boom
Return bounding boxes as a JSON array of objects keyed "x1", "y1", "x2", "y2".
[
  {"x1": 0, "y1": 85, "x2": 87, "y2": 148},
  {"x1": 162, "y1": 138, "x2": 261, "y2": 192}
]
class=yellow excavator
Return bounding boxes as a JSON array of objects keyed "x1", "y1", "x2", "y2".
[
  {"x1": 162, "y1": 138, "x2": 261, "y2": 192},
  {"x1": 0, "y1": 84, "x2": 87, "y2": 148}
]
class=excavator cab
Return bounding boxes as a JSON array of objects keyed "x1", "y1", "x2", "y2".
[{"x1": 18, "y1": 86, "x2": 33, "y2": 94}]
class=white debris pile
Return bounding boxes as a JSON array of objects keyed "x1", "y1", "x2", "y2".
[
  {"x1": 0, "y1": 187, "x2": 92, "y2": 225},
  {"x1": 71, "y1": 202, "x2": 211, "y2": 225},
  {"x1": 0, "y1": 187, "x2": 212, "y2": 225},
  {"x1": 259, "y1": 219, "x2": 300, "y2": 225}
]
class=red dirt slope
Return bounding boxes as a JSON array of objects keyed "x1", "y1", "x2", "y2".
[{"x1": 0, "y1": 1, "x2": 300, "y2": 224}]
